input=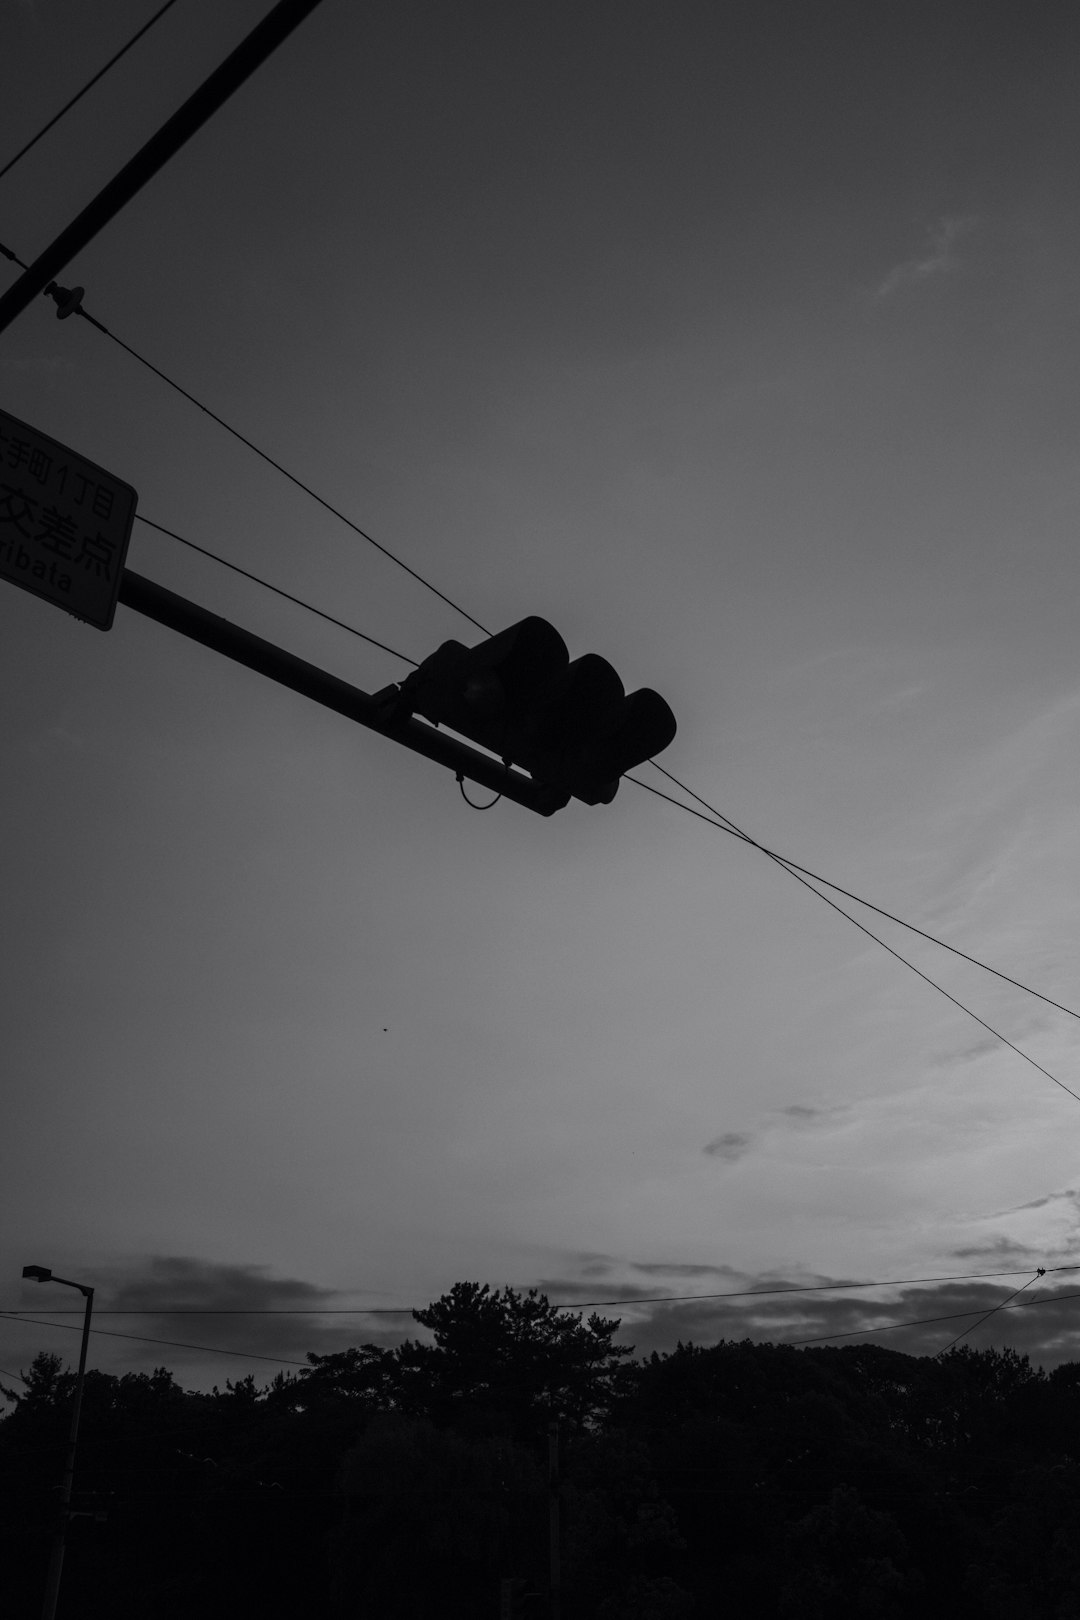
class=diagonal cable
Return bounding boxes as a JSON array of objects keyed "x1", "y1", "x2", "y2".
[
  {"x1": 627, "y1": 774, "x2": 1080, "y2": 1107},
  {"x1": 0, "y1": 240, "x2": 489, "y2": 636},
  {"x1": 0, "y1": 1311, "x2": 308, "y2": 1368},
  {"x1": 790, "y1": 1282, "x2": 1080, "y2": 1347},
  {"x1": 936, "y1": 1269, "x2": 1045, "y2": 1355},
  {"x1": 0, "y1": 1, "x2": 182, "y2": 185},
  {"x1": 135, "y1": 514, "x2": 418, "y2": 665},
  {"x1": 6, "y1": 1265, "x2": 1078, "y2": 1318},
  {"x1": 648, "y1": 760, "x2": 1080, "y2": 1025}
]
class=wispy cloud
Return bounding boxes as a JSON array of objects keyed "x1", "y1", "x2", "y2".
[
  {"x1": 950, "y1": 1236, "x2": 1040, "y2": 1264},
  {"x1": 873, "y1": 216, "x2": 977, "y2": 301},
  {"x1": 83, "y1": 1256, "x2": 406, "y2": 1370},
  {"x1": 527, "y1": 1254, "x2": 1080, "y2": 1367},
  {"x1": 620, "y1": 1277, "x2": 1080, "y2": 1365},
  {"x1": 703, "y1": 1130, "x2": 755, "y2": 1162},
  {"x1": 701, "y1": 1103, "x2": 851, "y2": 1165},
  {"x1": 106, "y1": 1255, "x2": 337, "y2": 1315}
]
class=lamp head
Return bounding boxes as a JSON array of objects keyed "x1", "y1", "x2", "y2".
[{"x1": 22, "y1": 1265, "x2": 52, "y2": 1283}]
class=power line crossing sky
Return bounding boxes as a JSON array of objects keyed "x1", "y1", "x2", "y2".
[{"x1": 4, "y1": 0, "x2": 1080, "y2": 1389}]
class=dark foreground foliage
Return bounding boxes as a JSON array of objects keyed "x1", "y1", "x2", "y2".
[{"x1": 3, "y1": 1282, "x2": 1080, "y2": 1617}]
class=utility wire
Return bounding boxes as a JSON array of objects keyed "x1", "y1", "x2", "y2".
[
  {"x1": 7, "y1": 1289, "x2": 1080, "y2": 1373},
  {"x1": 0, "y1": 0, "x2": 182, "y2": 186},
  {"x1": 789, "y1": 1283, "x2": 1080, "y2": 1348},
  {"x1": 4, "y1": 91, "x2": 1073, "y2": 1369},
  {"x1": 5, "y1": 1265, "x2": 1078, "y2": 1317},
  {"x1": 0, "y1": 1312, "x2": 308, "y2": 1370},
  {"x1": 135, "y1": 514, "x2": 418, "y2": 666},
  {"x1": 0, "y1": 241, "x2": 489, "y2": 636},
  {"x1": 118, "y1": 509, "x2": 1080, "y2": 1095},
  {"x1": 6, "y1": 234, "x2": 1075, "y2": 1046},
  {"x1": 628, "y1": 773, "x2": 1080, "y2": 1108},
  {"x1": 936, "y1": 1270, "x2": 1044, "y2": 1356},
  {"x1": 649, "y1": 760, "x2": 1080, "y2": 1026}
]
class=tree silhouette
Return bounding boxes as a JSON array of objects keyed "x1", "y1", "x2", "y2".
[{"x1": 304, "y1": 1281, "x2": 635, "y2": 1444}]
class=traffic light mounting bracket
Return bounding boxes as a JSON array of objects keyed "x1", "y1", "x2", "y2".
[{"x1": 117, "y1": 570, "x2": 570, "y2": 815}]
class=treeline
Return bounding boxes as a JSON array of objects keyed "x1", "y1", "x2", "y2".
[{"x1": 3, "y1": 1281, "x2": 1080, "y2": 1617}]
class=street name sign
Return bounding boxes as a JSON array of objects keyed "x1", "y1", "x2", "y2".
[{"x1": 0, "y1": 406, "x2": 137, "y2": 630}]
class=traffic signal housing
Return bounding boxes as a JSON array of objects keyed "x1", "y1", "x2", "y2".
[{"x1": 379, "y1": 617, "x2": 676, "y2": 809}]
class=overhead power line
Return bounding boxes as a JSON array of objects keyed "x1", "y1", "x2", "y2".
[
  {"x1": 5, "y1": 236, "x2": 1076, "y2": 1040},
  {"x1": 0, "y1": 241, "x2": 489, "y2": 636},
  {"x1": 629, "y1": 772, "x2": 1080, "y2": 1108},
  {"x1": 135, "y1": 514, "x2": 418, "y2": 666},
  {"x1": 790, "y1": 1280, "x2": 1080, "y2": 1349},
  {"x1": 936, "y1": 1270, "x2": 1044, "y2": 1356},
  {"x1": 6, "y1": 1281, "x2": 1080, "y2": 1374},
  {"x1": 0, "y1": 1312, "x2": 308, "y2": 1370},
  {"x1": 0, "y1": 0, "x2": 182, "y2": 186},
  {"x1": 649, "y1": 761, "x2": 1080, "y2": 1026},
  {"x1": 0, "y1": 0, "x2": 328, "y2": 335},
  {"x1": 4, "y1": 1263, "x2": 1078, "y2": 1317}
]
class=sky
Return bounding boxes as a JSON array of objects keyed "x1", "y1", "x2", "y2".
[{"x1": 4, "y1": 0, "x2": 1080, "y2": 1395}]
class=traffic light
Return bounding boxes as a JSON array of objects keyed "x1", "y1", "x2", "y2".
[{"x1": 379, "y1": 617, "x2": 676, "y2": 809}]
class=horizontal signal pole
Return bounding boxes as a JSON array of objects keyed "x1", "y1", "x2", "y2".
[
  {"x1": 0, "y1": 0, "x2": 326, "y2": 337},
  {"x1": 117, "y1": 570, "x2": 564, "y2": 816}
]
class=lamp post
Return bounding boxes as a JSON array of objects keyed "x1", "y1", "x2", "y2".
[{"x1": 22, "y1": 1265, "x2": 95, "y2": 1620}]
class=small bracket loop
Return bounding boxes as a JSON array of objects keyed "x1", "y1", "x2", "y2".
[{"x1": 456, "y1": 770, "x2": 503, "y2": 811}]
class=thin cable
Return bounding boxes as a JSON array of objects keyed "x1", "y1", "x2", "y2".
[
  {"x1": 8, "y1": 1291, "x2": 1080, "y2": 1369},
  {"x1": 7, "y1": 229, "x2": 1075, "y2": 1089},
  {"x1": 0, "y1": 240, "x2": 487, "y2": 633},
  {"x1": 627, "y1": 775, "x2": 1080, "y2": 1107},
  {"x1": 789, "y1": 1284, "x2": 1080, "y2": 1347},
  {"x1": 58, "y1": 287, "x2": 488, "y2": 636},
  {"x1": 0, "y1": 1367, "x2": 29, "y2": 1386},
  {"x1": 456, "y1": 769, "x2": 502, "y2": 810},
  {"x1": 0, "y1": 1312, "x2": 308, "y2": 1369},
  {"x1": 135, "y1": 514, "x2": 418, "y2": 666},
  {"x1": 0, "y1": 1, "x2": 182, "y2": 185},
  {"x1": 5, "y1": 230, "x2": 1075, "y2": 1034},
  {"x1": 650, "y1": 761, "x2": 1080, "y2": 1026},
  {"x1": 5, "y1": 1265, "x2": 1076, "y2": 1316},
  {"x1": 936, "y1": 1269, "x2": 1044, "y2": 1356},
  {"x1": 15, "y1": 226, "x2": 1074, "y2": 1043}
]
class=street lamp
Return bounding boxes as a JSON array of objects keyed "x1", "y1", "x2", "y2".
[{"x1": 21, "y1": 1265, "x2": 95, "y2": 1620}]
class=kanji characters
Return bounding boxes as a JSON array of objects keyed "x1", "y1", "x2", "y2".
[
  {"x1": 36, "y1": 505, "x2": 79, "y2": 559},
  {"x1": 3, "y1": 436, "x2": 52, "y2": 485},
  {"x1": 91, "y1": 484, "x2": 114, "y2": 522},
  {"x1": 0, "y1": 482, "x2": 39, "y2": 537},
  {"x1": 76, "y1": 531, "x2": 117, "y2": 581}
]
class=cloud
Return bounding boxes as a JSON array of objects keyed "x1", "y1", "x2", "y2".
[
  {"x1": 107, "y1": 1255, "x2": 336, "y2": 1314},
  {"x1": 610, "y1": 1278, "x2": 1080, "y2": 1368},
  {"x1": 17, "y1": 1256, "x2": 1080, "y2": 1388},
  {"x1": 1011, "y1": 1188, "x2": 1080, "y2": 1215},
  {"x1": 83, "y1": 1255, "x2": 410, "y2": 1375},
  {"x1": 703, "y1": 1130, "x2": 755, "y2": 1162},
  {"x1": 629, "y1": 1261, "x2": 742, "y2": 1279},
  {"x1": 873, "y1": 216, "x2": 976, "y2": 301},
  {"x1": 524, "y1": 1250, "x2": 1080, "y2": 1368},
  {"x1": 949, "y1": 1237, "x2": 1040, "y2": 1263},
  {"x1": 780, "y1": 1103, "x2": 850, "y2": 1130},
  {"x1": 701, "y1": 1104, "x2": 849, "y2": 1164}
]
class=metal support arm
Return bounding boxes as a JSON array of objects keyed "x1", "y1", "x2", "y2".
[{"x1": 117, "y1": 570, "x2": 568, "y2": 815}]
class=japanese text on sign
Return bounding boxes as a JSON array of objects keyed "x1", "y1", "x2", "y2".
[{"x1": 0, "y1": 407, "x2": 137, "y2": 630}]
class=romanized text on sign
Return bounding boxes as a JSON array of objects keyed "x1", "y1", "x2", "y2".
[{"x1": 0, "y1": 406, "x2": 137, "y2": 630}]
